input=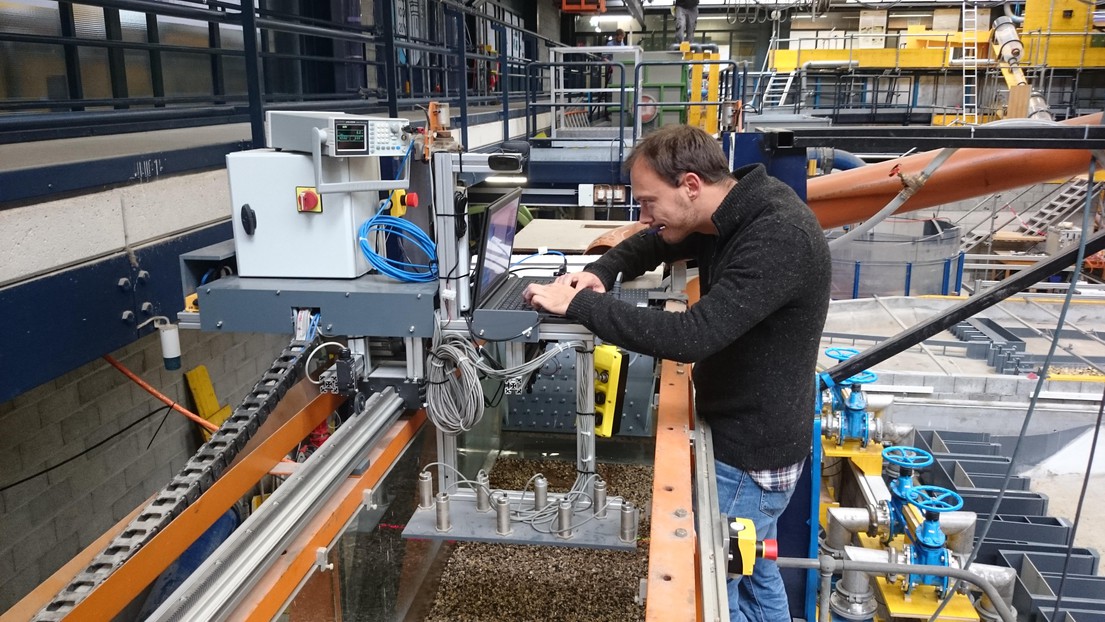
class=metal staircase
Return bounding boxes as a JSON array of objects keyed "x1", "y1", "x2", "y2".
[
  {"x1": 762, "y1": 71, "x2": 796, "y2": 108},
  {"x1": 1018, "y1": 178, "x2": 1100, "y2": 235},
  {"x1": 961, "y1": 0, "x2": 979, "y2": 124},
  {"x1": 958, "y1": 178, "x2": 1100, "y2": 252}
]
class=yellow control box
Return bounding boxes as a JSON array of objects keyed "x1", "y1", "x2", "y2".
[{"x1": 594, "y1": 344, "x2": 629, "y2": 438}]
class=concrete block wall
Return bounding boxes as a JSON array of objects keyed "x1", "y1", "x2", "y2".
[{"x1": 0, "y1": 328, "x2": 289, "y2": 612}]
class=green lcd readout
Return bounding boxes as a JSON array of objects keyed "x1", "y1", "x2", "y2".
[{"x1": 334, "y1": 122, "x2": 367, "y2": 154}]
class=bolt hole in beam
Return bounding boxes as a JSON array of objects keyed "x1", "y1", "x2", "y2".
[
  {"x1": 664, "y1": 485, "x2": 674, "y2": 492},
  {"x1": 662, "y1": 574, "x2": 673, "y2": 582}
]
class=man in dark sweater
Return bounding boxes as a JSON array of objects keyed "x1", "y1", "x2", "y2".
[{"x1": 524, "y1": 125, "x2": 831, "y2": 621}]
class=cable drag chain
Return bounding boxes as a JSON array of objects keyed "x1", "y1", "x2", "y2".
[{"x1": 33, "y1": 339, "x2": 314, "y2": 621}]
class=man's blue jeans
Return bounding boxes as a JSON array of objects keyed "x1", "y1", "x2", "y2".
[{"x1": 715, "y1": 459, "x2": 797, "y2": 622}]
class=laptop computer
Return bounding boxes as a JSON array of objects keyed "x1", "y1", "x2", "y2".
[
  {"x1": 468, "y1": 189, "x2": 652, "y2": 341},
  {"x1": 470, "y1": 188, "x2": 565, "y2": 320}
]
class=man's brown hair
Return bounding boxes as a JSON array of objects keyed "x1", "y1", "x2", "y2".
[{"x1": 623, "y1": 124, "x2": 730, "y2": 187}]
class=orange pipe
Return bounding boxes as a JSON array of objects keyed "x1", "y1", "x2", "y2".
[
  {"x1": 806, "y1": 112, "x2": 1104, "y2": 230},
  {"x1": 102, "y1": 354, "x2": 218, "y2": 432}
]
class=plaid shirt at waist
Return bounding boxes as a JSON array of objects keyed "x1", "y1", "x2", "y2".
[{"x1": 749, "y1": 458, "x2": 805, "y2": 492}]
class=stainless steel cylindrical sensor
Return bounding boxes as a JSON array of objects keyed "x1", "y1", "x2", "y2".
[
  {"x1": 557, "y1": 498, "x2": 574, "y2": 539},
  {"x1": 534, "y1": 475, "x2": 548, "y2": 510},
  {"x1": 417, "y1": 471, "x2": 434, "y2": 509},
  {"x1": 619, "y1": 501, "x2": 637, "y2": 543},
  {"x1": 435, "y1": 492, "x2": 451, "y2": 532},
  {"x1": 476, "y1": 471, "x2": 491, "y2": 513},
  {"x1": 593, "y1": 478, "x2": 608, "y2": 518},
  {"x1": 494, "y1": 493, "x2": 512, "y2": 536}
]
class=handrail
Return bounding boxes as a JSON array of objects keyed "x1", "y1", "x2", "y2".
[
  {"x1": 0, "y1": 0, "x2": 558, "y2": 140},
  {"x1": 0, "y1": 0, "x2": 561, "y2": 202},
  {"x1": 632, "y1": 58, "x2": 741, "y2": 144},
  {"x1": 524, "y1": 60, "x2": 630, "y2": 164}
]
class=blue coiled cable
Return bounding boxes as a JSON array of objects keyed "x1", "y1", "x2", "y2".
[{"x1": 356, "y1": 144, "x2": 438, "y2": 283}]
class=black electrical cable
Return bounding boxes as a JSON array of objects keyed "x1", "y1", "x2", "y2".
[
  {"x1": 484, "y1": 380, "x2": 507, "y2": 408},
  {"x1": 0, "y1": 404, "x2": 174, "y2": 492},
  {"x1": 145, "y1": 403, "x2": 177, "y2": 450}
]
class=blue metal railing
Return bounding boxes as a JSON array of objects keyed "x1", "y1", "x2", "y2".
[{"x1": 0, "y1": 0, "x2": 560, "y2": 202}]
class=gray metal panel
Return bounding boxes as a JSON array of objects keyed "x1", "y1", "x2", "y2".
[
  {"x1": 179, "y1": 239, "x2": 236, "y2": 300},
  {"x1": 402, "y1": 491, "x2": 637, "y2": 551},
  {"x1": 980, "y1": 515, "x2": 1072, "y2": 545},
  {"x1": 505, "y1": 348, "x2": 656, "y2": 437},
  {"x1": 199, "y1": 275, "x2": 437, "y2": 336}
]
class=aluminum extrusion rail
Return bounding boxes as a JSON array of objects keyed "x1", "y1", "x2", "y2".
[
  {"x1": 824, "y1": 228, "x2": 1105, "y2": 386},
  {"x1": 34, "y1": 339, "x2": 316, "y2": 621}
]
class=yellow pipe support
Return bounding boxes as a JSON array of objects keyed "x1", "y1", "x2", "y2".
[
  {"x1": 688, "y1": 52, "x2": 704, "y2": 130},
  {"x1": 706, "y1": 54, "x2": 721, "y2": 135}
]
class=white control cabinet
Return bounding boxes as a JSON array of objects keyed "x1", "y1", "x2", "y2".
[{"x1": 228, "y1": 149, "x2": 382, "y2": 279}]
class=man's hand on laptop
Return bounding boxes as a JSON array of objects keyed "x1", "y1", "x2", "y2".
[
  {"x1": 554, "y1": 271, "x2": 606, "y2": 293},
  {"x1": 524, "y1": 281, "x2": 582, "y2": 316}
]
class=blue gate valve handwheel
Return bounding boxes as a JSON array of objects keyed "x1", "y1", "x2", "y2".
[
  {"x1": 906, "y1": 485, "x2": 964, "y2": 513},
  {"x1": 825, "y1": 347, "x2": 860, "y2": 361},
  {"x1": 881, "y1": 446, "x2": 935, "y2": 469},
  {"x1": 845, "y1": 370, "x2": 878, "y2": 385}
]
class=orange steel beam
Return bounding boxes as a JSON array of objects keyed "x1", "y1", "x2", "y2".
[
  {"x1": 232, "y1": 410, "x2": 426, "y2": 621},
  {"x1": 645, "y1": 358, "x2": 698, "y2": 621},
  {"x1": 807, "y1": 112, "x2": 1105, "y2": 230},
  {"x1": 62, "y1": 392, "x2": 344, "y2": 621}
]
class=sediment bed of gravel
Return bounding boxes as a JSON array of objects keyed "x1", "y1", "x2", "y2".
[{"x1": 424, "y1": 458, "x2": 654, "y2": 622}]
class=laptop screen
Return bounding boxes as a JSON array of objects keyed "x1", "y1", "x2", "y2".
[{"x1": 474, "y1": 188, "x2": 523, "y2": 307}]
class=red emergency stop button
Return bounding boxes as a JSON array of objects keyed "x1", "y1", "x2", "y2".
[
  {"x1": 758, "y1": 539, "x2": 778, "y2": 561},
  {"x1": 297, "y1": 187, "x2": 321, "y2": 213},
  {"x1": 404, "y1": 192, "x2": 418, "y2": 209}
]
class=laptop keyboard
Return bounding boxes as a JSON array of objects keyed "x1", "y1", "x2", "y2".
[
  {"x1": 499, "y1": 277, "x2": 550, "y2": 311},
  {"x1": 612, "y1": 287, "x2": 650, "y2": 307},
  {"x1": 498, "y1": 277, "x2": 653, "y2": 312}
]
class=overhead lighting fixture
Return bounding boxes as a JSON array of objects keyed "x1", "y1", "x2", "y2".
[
  {"x1": 484, "y1": 175, "x2": 529, "y2": 184},
  {"x1": 587, "y1": 14, "x2": 631, "y2": 23}
]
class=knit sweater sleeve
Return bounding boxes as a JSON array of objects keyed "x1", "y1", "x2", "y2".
[{"x1": 567, "y1": 220, "x2": 819, "y2": 363}]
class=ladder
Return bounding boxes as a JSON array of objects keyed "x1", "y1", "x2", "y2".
[
  {"x1": 762, "y1": 71, "x2": 795, "y2": 108},
  {"x1": 961, "y1": 0, "x2": 979, "y2": 124}
]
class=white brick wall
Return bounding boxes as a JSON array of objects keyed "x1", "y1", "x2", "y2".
[{"x1": 0, "y1": 328, "x2": 289, "y2": 611}]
